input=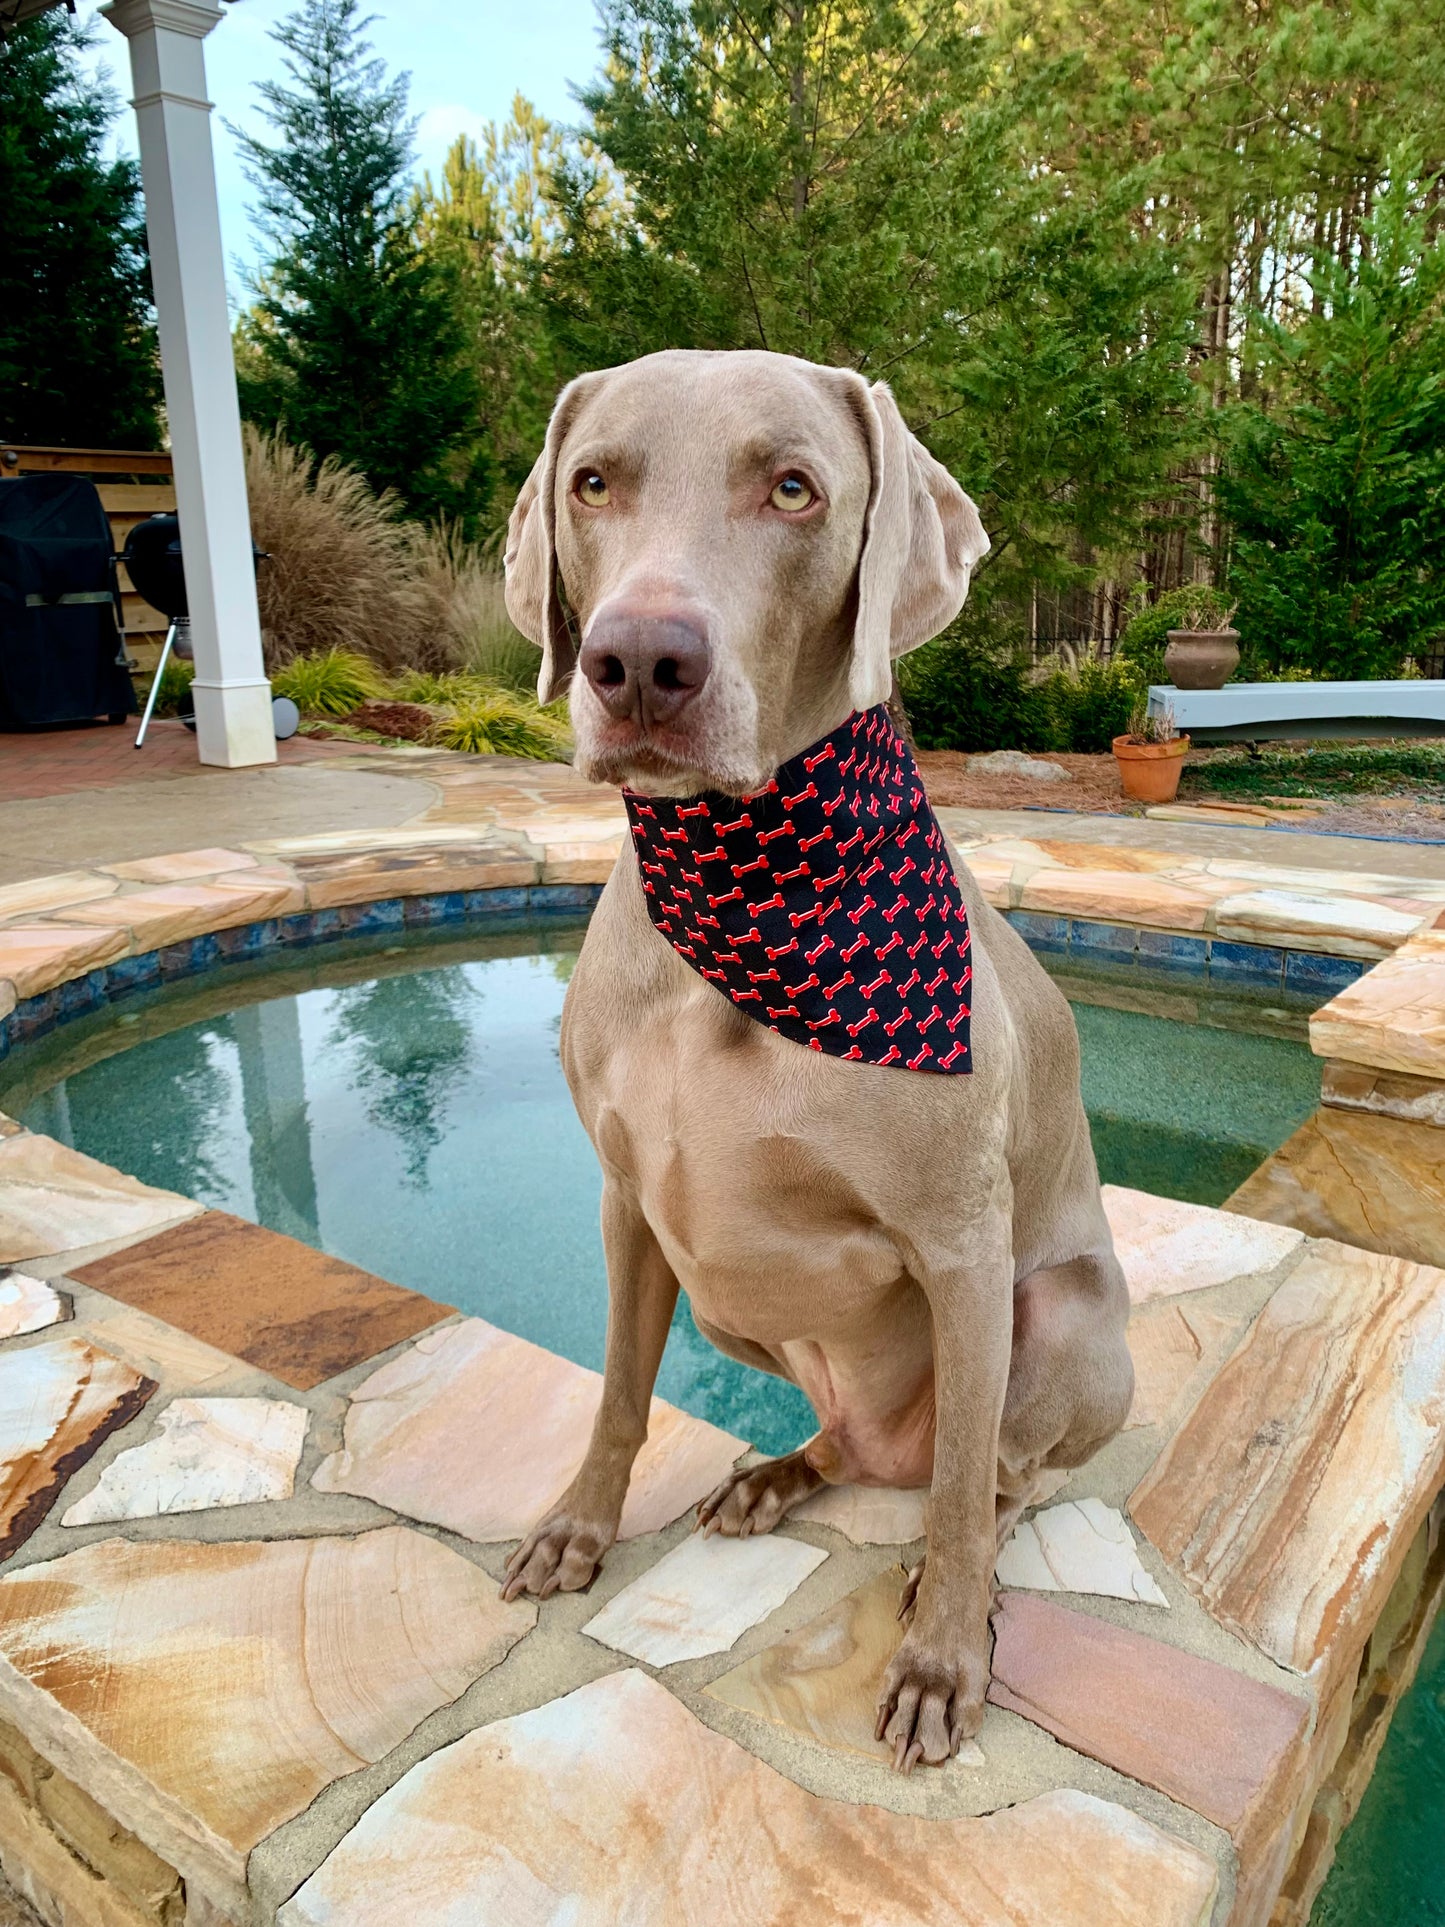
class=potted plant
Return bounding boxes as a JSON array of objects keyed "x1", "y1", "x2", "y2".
[
  {"x1": 1163, "y1": 588, "x2": 1239, "y2": 690},
  {"x1": 1113, "y1": 699, "x2": 1190, "y2": 804}
]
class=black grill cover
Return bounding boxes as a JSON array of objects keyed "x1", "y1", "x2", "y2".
[{"x1": 0, "y1": 474, "x2": 136, "y2": 728}]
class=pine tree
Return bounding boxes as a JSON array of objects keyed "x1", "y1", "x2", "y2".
[
  {"x1": 0, "y1": 12, "x2": 160, "y2": 448},
  {"x1": 234, "y1": 0, "x2": 482, "y2": 523}
]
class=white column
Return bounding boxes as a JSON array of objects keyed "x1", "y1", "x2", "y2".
[{"x1": 102, "y1": 0, "x2": 275, "y2": 768}]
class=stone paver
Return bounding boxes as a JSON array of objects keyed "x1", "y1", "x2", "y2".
[
  {"x1": 0, "y1": 1529, "x2": 535, "y2": 1915},
  {"x1": 0, "y1": 1130, "x2": 200, "y2": 1267},
  {"x1": 0, "y1": 1338, "x2": 154, "y2": 1558},
  {"x1": 0, "y1": 875, "x2": 119, "y2": 921},
  {"x1": 61, "y1": 1397, "x2": 308, "y2": 1525},
  {"x1": 0, "y1": 1275, "x2": 67, "y2": 1341},
  {"x1": 54, "y1": 876, "x2": 303, "y2": 949},
  {"x1": 581, "y1": 1530, "x2": 827, "y2": 1664},
  {"x1": 278, "y1": 1669, "x2": 1219, "y2": 1927},
  {"x1": 0, "y1": 926, "x2": 129, "y2": 1001},
  {"x1": 1226, "y1": 1105, "x2": 1445, "y2": 1269},
  {"x1": 1125, "y1": 1298, "x2": 1242, "y2": 1430},
  {"x1": 989, "y1": 1593, "x2": 1308, "y2": 1847},
  {"x1": 1131, "y1": 1240, "x2": 1445, "y2": 1697},
  {"x1": 792, "y1": 1481, "x2": 928, "y2": 1543},
  {"x1": 995, "y1": 1499, "x2": 1168, "y2": 1606},
  {"x1": 1102, "y1": 1185, "x2": 1304, "y2": 1302},
  {"x1": 312, "y1": 1317, "x2": 745, "y2": 1543},
  {"x1": 1311, "y1": 948, "x2": 1445, "y2": 1078},
  {"x1": 71, "y1": 1213, "x2": 448, "y2": 1390},
  {"x1": 100, "y1": 849, "x2": 258, "y2": 884},
  {"x1": 1320, "y1": 1058, "x2": 1445, "y2": 1128},
  {"x1": 706, "y1": 1566, "x2": 985, "y2": 1766}
]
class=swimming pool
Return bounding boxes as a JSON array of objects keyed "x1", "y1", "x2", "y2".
[{"x1": 1, "y1": 916, "x2": 1323, "y2": 1451}]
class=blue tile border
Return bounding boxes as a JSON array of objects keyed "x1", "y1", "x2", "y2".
[
  {"x1": 0, "y1": 881, "x2": 1377, "y2": 1066},
  {"x1": 0, "y1": 882, "x2": 606, "y2": 1065},
  {"x1": 1001, "y1": 906, "x2": 1380, "y2": 1000}
]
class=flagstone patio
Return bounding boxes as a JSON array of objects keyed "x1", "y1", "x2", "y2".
[{"x1": 0, "y1": 760, "x2": 1441, "y2": 1924}]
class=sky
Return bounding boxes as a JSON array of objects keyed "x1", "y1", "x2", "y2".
[{"x1": 74, "y1": 0, "x2": 607, "y2": 301}]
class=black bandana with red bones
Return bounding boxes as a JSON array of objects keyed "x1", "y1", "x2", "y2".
[{"x1": 624, "y1": 706, "x2": 972, "y2": 1074}]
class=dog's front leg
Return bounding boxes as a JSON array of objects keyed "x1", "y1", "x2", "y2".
[
  {"x1": 502, "y1": 1182, "x2": 679, "y2": 1602},
  {"x1": 875, "y1": 1222, "x2": 1013, "y2": 1772}
]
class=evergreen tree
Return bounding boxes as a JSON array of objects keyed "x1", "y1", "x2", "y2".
[
  {"x1": 0, "y1": 12, "x2": 159, "y2": 448},
  {"x1": 543, "y1": 0, "x2": 1201, "y2": 623},
  {"x1": 234, "y1": 0, "x2": 482, "y2": 523},
  {"x1": 1221, "y1": 176, "x2": 1445, "y2": 678}
]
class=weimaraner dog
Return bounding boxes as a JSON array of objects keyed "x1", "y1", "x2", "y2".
[{"x1": 501, "y1": 348, "x2": 1133, "y2": 1772}]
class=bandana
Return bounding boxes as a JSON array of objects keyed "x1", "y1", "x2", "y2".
[{"x1": 624, "y1": 706, "x2": 972, "y2": 1073}]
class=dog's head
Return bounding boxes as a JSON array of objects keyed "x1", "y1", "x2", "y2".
[{"x1": 505, "y1": 348, "x2": 988, "y2": 795}]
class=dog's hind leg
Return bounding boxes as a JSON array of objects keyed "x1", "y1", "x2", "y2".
[{"x1": 996, "y1": 1248, "x2": 1134, "y2": 1510}]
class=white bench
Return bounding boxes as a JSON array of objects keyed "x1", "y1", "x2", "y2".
[{"x1": 1147, "y1": 681, "x2": 1445, "y2": 742}]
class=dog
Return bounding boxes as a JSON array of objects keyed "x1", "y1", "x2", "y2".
[{"x1": 500, "y1": 348, "x2": 1133, "y2": 1773}]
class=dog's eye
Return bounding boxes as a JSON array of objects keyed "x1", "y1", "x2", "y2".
[
  {"x1": 576, "y1": 473, "x2": 609, "y2": 507},
  {"x1": 770, "y1": 474, "x2": 815, "y2": 512}
]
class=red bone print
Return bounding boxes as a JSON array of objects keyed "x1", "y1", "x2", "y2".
[
  {"x1": 758, "y1": 821, "x2": 795, "y2": 844},
  {"x1": 731, "y1": 855, "x2": 768, "y2": 877},
  {"x1": 786, "y1": 972, "x2": 820, "y2": 996},
  {"x1": 846, "y1": 1008, "x2": 879, "y2": 1037},
  {"x1": 824, "y1": 971, "x2": 855, "y2": 997},
  {"x1": 805, "y1": 935, "x2": 834, "y2": 964},
  {"x1": 748, "y1": 892, "x2": 785, "y2": 915},
  {"x1": 861, "y1": 969, "x2": 892, "y2": 997}
]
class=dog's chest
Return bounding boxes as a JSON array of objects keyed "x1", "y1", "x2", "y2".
[{"x1": 580, "y1": 991, "x2": 902, "y2": 1339}]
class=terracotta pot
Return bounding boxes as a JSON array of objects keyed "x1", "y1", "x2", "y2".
[
  {"x1": 1112, "y1": 733, "x2": 1190, "y2": 804},
  {"x1": 1164, "y1": 627, "x2": 1240, "y2": 690}
]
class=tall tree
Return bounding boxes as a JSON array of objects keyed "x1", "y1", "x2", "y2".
[
  {"x1": 0, "y1": 12, "x2": 160, "y2": 448},
  {"x1": 234, "y1": 0, "x2": 482, "y2": 523},
  {"x1": 411, "y1": 102, "x2": 575, "y2": 529},
  {"x1": 1220, "y1": 176, "x2": 1445, "y2": 677},
  {"x1": 543, "y1": 0, "x2": 1201, "y2": 628}
]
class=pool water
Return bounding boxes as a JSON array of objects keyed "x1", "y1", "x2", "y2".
[{"x1": 3, "y1": 918, "x2": 1435, "y2": 1924}]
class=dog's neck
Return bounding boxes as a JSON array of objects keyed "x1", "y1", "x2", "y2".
[{"x1": 624, "y1": 707, "x2": 973, "y2": 1074}]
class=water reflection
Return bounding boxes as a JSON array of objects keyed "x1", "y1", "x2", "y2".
[{"x1": 19, "y1": 945, "x2": 816, "y2": 1453}]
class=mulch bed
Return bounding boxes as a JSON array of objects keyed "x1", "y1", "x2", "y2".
[{"x1": 917, "y1": 751, "x2": 1137, "y2": 815}]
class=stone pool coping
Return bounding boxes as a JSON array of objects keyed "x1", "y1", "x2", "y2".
[{"x1": 0, "y1": 777, "x2": 1442, "y2": 1925}]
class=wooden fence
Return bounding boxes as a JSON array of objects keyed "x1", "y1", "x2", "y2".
[{"x1": 0, "y1": 442, "x2": 175, "y2": 673}]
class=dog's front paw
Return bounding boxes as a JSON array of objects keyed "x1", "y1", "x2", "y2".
[
  {"x1": 501, "y1": 1512, "x2": 615, "y2": 1602},
  {"x1": 874, "y1": 1619, "x2": 990, "y2": 1773}
]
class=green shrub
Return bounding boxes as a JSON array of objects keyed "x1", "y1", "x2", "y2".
[
  {"x1": 269, "y1": 647, "x2": 387, "y2": 717},
  {"x1": 433, "y1": 688, "x2": 571, "y2": 759},
  {"x1": 1038, "y1": 655, "x2": 1142, "y2": 752},
  {"x1": 898, "y1": 630, "x2": 1044, "y2": 752},
  {"x1": 142, "y1": 656, "x2": 194, "y2": 717},
  {"x1": 391, "y1": 668, "x2": 490, "y2": 706}
]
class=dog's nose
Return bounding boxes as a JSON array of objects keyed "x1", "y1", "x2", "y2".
[{"x1": 579, "y1": 613, "x2": 711, "y2": 726}]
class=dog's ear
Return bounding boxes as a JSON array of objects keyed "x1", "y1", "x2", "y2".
[
  {"x1": 504, "y1": 376, "x2": 596, "y2": 705},
  {"x1": 847, "y1": 378, "x2": 989, "y2": 712}
]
